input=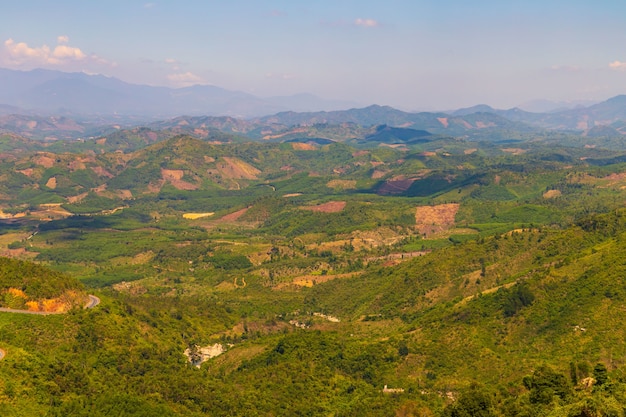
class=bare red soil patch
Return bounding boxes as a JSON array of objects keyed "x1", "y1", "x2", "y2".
[
  {"x1": 34, "y1": 154, "x2": 55, "y2": 168},
  {"x1": 377, "y1": 177, "x2": 414, "y2": 195},
  {"x1": 415, "y1": 203, "x2": 460, "y2": 236},
  {"x1": 301, "y1": 201, "x2": 346, "y2": 213},
  {"x1": 220, "y1": 207, "x2": 249, "y2": 222},
  {"x1": 161, "y1": 169, "x2": 198, "y2": 190},
  {"x1": 291, "y1": 142, "x2": 317, "y2": 150}
]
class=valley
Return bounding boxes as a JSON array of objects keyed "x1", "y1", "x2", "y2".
[{"x1": 2, "y1": 110, "x2": 626, "y2": 415}]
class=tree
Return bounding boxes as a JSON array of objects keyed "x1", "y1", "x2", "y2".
[
  {"x1": 444, "y1": 384, "x2": 495, "y2": 417},
  {"x1": 593, "y1": 363, "x2": 608, "y2": 387}
]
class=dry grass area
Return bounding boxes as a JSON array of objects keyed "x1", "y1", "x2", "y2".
[
  {"x1": 33, "y1": 154, "x2": 55, "y2": 168},
  {"x1": 183, "y1": 212, "x2": 215, "y2": 220},
  {"x1": 217, "y1": 157, "x2": 261, "y2": 180},
  {"x1": 45, "y1": 177, "x2": 57, "y2": 189},
  {"x1": 291, "y1": 142, "x2": 317, "y2": 150},
  {"x1": 67, "y1": 192, "x2": 88, "y2": 204},
  {"x1": 371, "y1": 170, "x2": 388, "y2": 179},
  {"x1": 301, "y1": 201, "x2": 346, "y2": 213},
  {"x1": 0, "y1": 232, "x2": 37, "y2": 259},
  {"x1": 326, "y1": 179, "x2": 356, "y2": 190},
  {"x1": 282, "y1": 193, "x2": 302, "y2": 198},
  {"x1": 543, "y1": 189, "x2": 562, "y2": 199},
  {"x1": 415, "y1": 203, "x2": 460, "y2": 236},
  {"x1": 274, "y1": 272, "x2": 359, "y2": 289}
]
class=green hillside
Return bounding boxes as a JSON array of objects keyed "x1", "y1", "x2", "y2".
[{"x1": 3, "y1": 137, "x2": 626, "y2": 415}]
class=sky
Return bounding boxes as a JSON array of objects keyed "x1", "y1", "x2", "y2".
[{"x1": 2, "y1": 0, "x2": 626, "y2": 111}]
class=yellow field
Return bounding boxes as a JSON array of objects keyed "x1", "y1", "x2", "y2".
[{"x1": 183, "y1": 212, "x2": 215, "y2": 219}]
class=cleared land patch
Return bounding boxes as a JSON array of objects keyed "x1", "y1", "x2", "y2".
[
  {"x1": 543, "y1": 189, "x2": 562, "y2": 199},
  {"x1": 415, "y1": 203, "x2": 460, "y2": 236},
  {"x1": 217, "y1": 157, "x2": 261, "y2": 180},
  {"x1": 220, "y1": 207, "x2": 249, "y2": 222},
  {"x1": 301, "y1": 201, "x2": 346, "y2": 213}
]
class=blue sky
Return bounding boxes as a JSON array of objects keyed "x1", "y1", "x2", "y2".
[{"x1": 2, "y1": 0, "x2": 626, "y2": 110}]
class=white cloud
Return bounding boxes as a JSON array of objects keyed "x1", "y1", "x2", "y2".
[
  {"x1": 609, "y1": 60, "x2": 626, "y2": 71},
  {"x1": 165, "y1": 58, "x2": 177, "y2": 64},
  {"x1": 1, "y1": 37, "x2": 111, "y2": 69},
  {"x1": 52, "y1": 44, "x2": 86, "y2": 60},
  {"x1": 167, "y1": 71, "x2": 205, "y2": 86},
  {"x1": 354, "y1": 18, "x2": 379, "y2": 28}
]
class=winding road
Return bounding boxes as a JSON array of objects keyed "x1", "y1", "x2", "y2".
[
  {"x1": 0, "y1": 294, "x2": 100, "y2": 315},
  {"x1": 85, "y1": 295, "x2": 100, "y2": 309},
  {"x1": 0, "y1": 295, "x2": 100, "y2": 361}
]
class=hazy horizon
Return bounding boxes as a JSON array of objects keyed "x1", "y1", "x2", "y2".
[{"x1": 2, "y1": 1, "x2": 626, "y2": 111}]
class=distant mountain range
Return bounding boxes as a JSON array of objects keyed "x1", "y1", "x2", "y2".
[
  {"x1": 2, "y1": 68, "x2": 626, "y2": 144},
  {"x1": 0, "y1": 68, "x2": 357, "y2": 118}
]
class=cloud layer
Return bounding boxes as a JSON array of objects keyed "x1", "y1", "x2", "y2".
[{"x1": 1, "y1": 37, "x2": 111, "y2": 69}]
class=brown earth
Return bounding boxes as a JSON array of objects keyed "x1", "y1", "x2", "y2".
[
  {"x1": 220, "y1": 207, "x2": 249, "y2": 222},
  {"x1": 45, "y1": 177, "x2": 57, "y2": 189},
  {"x1": 161, "y1": 168, "x2": 198, "y2": 190},
  {"x1": 291, "y1": 143, "x2": 317, "y2": 151},
  {"x1": 377, "y1": 177, "x2": 414, "y2": 195},
  {"x1": 301, "y1": 201, "x2": 346, "y2": 213},
  {"x1": 543, "y1": 189, "x2": 562, "y2": 199},
  {"x1": 91, "y1": 166, "x2": 114, "y2": 178},
  {"x1": 34, "y1": 154, "x2": 55, "y2": 168},
  {"x1": 415, "y1": 203, "x2": 460, "y2": 236},
  {"x1": 162, "y1": 169, "x2": 184, "y2": 181},
  {"x1": 273, "y1": 272, "x2": 360, "y2": 289},
  {"x1": 66, "y1": 193, "x2": 88, "y2": 204},
  {"x1": 17, "y1": 168, "x2": 34, "y2": 177}
]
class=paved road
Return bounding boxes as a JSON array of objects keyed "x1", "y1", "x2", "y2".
[
  {"x1": 85, "y1": 295, "x2": 100, "y2": 309},
  {"x1": 0, "y1": 295, "x2": 100, "y2": 362},
  {"x1": 0, "y1": 295, "x2": 100, "y2": 315}
]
